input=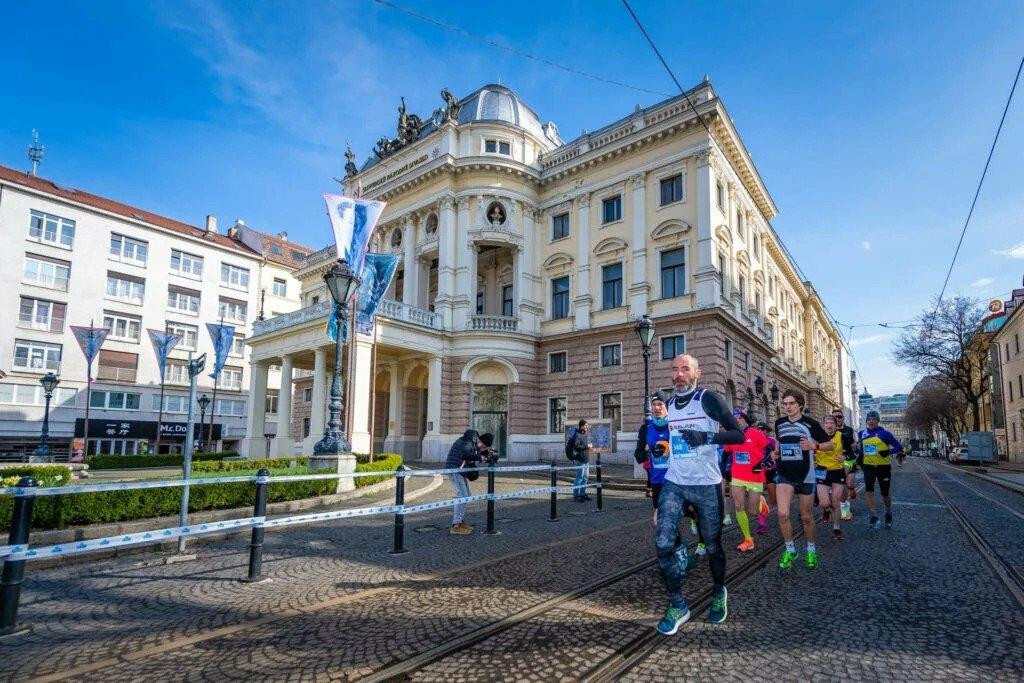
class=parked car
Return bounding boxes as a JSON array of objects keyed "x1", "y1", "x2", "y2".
[{"x1": 948, "y1": 447, "x2": 970, "y2": 463}]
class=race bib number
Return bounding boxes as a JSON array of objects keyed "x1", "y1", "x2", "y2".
[
  {"x1": 780, "y1": 443, "x2": 802, "y2": 461},
  {"x1": 863, "y1": 444, "x2": 878, "y2": 456},
  {"x1": 669, "y1": 431, "x2": 696, "y2": 459},
  {"x1": 814, "y1": 466, "x2": 827, "y2": 482},
  {"x1": 734, "y1": 451, "x2": 751, "y2": 465}
]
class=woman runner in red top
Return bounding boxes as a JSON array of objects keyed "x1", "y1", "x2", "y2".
[{"x1": 724, "y1": 409, "x2": 771, "y2": 552}]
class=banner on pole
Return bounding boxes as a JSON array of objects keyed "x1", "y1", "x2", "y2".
[
  {"x1": 324, "y1": 194, "x2": 385, "y2": 279},
  {"x1": 355, "y1": 253, "x2": 400, "y2": 335},
  {"x1": 70, "y1": 325, "x2": 110, "y2": 366},
  {"x1": 205, "y1": 323, "x2": 235, "y2": 380},
  {"x1": 147, "y1": 329, "x2": 182, "y2": 378}
]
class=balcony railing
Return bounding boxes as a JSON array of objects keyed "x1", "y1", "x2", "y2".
[
  {"x1": 253, "y1": 298, "x2": 442, "y2": 336},
  {"x1": 469, "y1": 315, "x2": 519, "y2": 332},
  {"x1": 253, "y1": 301, "x2": 332, "y2": 336},
  {"x1": 378, "y1": 298, "x2": 443, "y2": 330}
]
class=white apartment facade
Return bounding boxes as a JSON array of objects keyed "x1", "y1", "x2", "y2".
[{"x1": 0, "y1": 165, "x2": 312, "y2": 458}]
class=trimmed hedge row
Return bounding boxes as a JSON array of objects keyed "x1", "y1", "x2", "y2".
[
  {"x1": 356, "y1": 454, "x2": 402, "y2": 487},
  {"x1": 85, "y1": 452, "x2": 236, "y2": 470},
  {"x1": 193, "y1": 457, "x2": 308, "y2": 473},
  {"x1": 0, "y1": 465, "x2": 72, "y2": 488}
]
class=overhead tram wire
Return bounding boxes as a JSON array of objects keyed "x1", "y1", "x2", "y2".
[
  {"x1": 371, "y1": 0, "x2": 672, "y2": 97},
  {"x1": 935, "y1": 53, "x2": 1024, "y2": 307}
]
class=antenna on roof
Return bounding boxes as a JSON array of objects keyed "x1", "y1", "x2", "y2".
[{"x1": 27, "y1": 130, "x2": 44, "y2": 176}]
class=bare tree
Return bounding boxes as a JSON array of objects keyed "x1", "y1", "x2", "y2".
[
  {"x1": 904, "y1": 375, "x2": 968, "y2": 443},
  {"x1": 892, "y1": 296, "x2": 989, "y2": 431}
]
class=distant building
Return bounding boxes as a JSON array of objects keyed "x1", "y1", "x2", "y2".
[
  {"x1": 992, "y1": 280, "x2": 1024, "y2": 463},
  {"x1": 858, "y1": 391, "x2": 911, "y2": 444}
]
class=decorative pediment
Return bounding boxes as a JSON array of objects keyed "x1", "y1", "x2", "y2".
[
  {"x1": 753, "y1": 269, "x2": 765, "y2": 285},
  {"x1": 594, "y1": 236, "x2": 629, "y2": 258},
  {"x1": 543, "y1": 252, "x2": 575, "y2": 271},
  {"x1": 714, "y1": 224, "x2": 732, "y2": 244},
  {"x1": 652, "y1": 219, "x2": 692, "y2": 242},
  {"x1": 768, "y1": 305, "x2": 779, "y2": 317},
  {"x1": 735, "y1": 249, "x2": 750, "y2": 268}
]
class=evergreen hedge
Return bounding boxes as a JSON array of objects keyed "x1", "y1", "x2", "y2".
[{"x1": 85, "y1": 452, "x2": 236, "y2": 470}]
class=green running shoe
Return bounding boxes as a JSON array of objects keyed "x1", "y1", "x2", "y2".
[
  {"x1": 779, "y1": 549, "x2": 796, "y2": 570},
  {"x1": 695, "y1": 542, "x2": 707, "y2": 556},
  {"x1": 806, "y1": 550, "x2": 818, "y2": 569},
  {"x1": 656, "y1": 604, "x2": 691, "y2": 635},
  {"x1": 708, "y1": 586, "x2": 728, "y2": 624}
]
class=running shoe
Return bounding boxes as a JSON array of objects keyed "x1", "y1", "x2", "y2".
[
  {"x1": 695, "y1": 543, "x2": 707, "y2": 556},
  {"x1": 708, "y1": 586, "x2": 728, "y2": 624},
  {"x1": 806, "y1": 550, "x2": 818, "y2": 569},
  {"x1": 779, "y1": 549, "x2": 796, "y2": 570},
  {"x1": 675, "y1": 547, "x2": 696, "y2": 577},
  {"x1": 885, "y1": 512, "x2": 893, "y2": 529},
  {"x1": 723, "y1": 514, "x2": 733, "y2": 526},
  {"x1": 656, "y1": 604, "x2": 691, "y2": 635},
  {"x1": 869, "y1": 516, "x2": 880, "y2": 530},
  {"x1": 822, "y1": 509, "x2": 831, "y2": 525},
  {"x1": 850, "y1": 488, "x2": 857, "y2": 500},
  {"x1": 736, "y1": 538, "x2": 755, "y2": 552},
  {"x1": 840, "y1": 502, "x2": 852, "y2": 521},
  {"x1": 833, "y1": 528, "x2": 844, "y2": 541}
]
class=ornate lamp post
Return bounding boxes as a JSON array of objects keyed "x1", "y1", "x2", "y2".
[
  {"x1": 32, "y1": 372, "x2": 59, "y2": 462},
  {"x1": 754, "y1": 375, "x2": 765, "y2": 398},
  {"x1": 633, "y1": 315, "x2": 656, "y2": 421},
  {"x1": 315, "y1": 259, "x2": 361, "y2": 455},
  {"x1": 770, "y1": 381, "x2": 780, "y2": 420},
  {"x1": 196, "y1": 394, "x2": 211, "y2": 452}
]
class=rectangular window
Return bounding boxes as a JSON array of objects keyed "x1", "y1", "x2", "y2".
[
  {"x1": 661, "y1": 335, "x2": 685, "y2": 360},
  {"x1": 736, "y1": 210, "x2": 744, "y2": 240},
  {"x1": 1013, "y1": 422, "x2": 1018, "y2": 442},
  {"x1": 23, "y1": 255, "x2": 71, "y2": 291},
  {"x1": 272, "y1": 278, "x2": 287, "y2": 297},
  {"x1": 218, "y1": 298, "x2": 248, "y2": 324},
  {"x1": 13, "y1": 339, "x2": 62, "y2": 372},
  {"x1": 716, "y1": 181, "x2": 725, "y2": 209},
  {"x1": 661, "y1": 248, "x2": 686, "y2": 298},
  {"x1": 105, "y1": 273, "x2": 145, "y2": 305},
  {"x1": 28, "y1": 209, "x2": 75, "y2": 248},
  {"x1": 102, "y1": 312, "x2": 142, "y2": 342},
  {"x1": 164, "y1": 359, "x2": 189, "y2": 385},
  {"x1": 755, "y1": 291, "x2": 762, "y2": 316},
  {"x1": 170, "y1": 249, "x2": 204, "y2": 278},
  {"x1": 1017, "y1": 334, "x2": 1021, "y2": 354},
  {"x1": 600, "y1": 343, "x2": 621, "y2": 367},
  {"x1": 166, "y1": 322, "x2": 199, "y2": 351},
  {"x1": 220, "y1": 263, "x2": 251, "y2": 291},
  {"x1": 499, "y1": 141, "x2": 511, "y2": 155},
  {"x1": 265, "y1": 391, "x2": 279, "y2": 414},
  {"x1": 602, "y1": 263, "x2": 623, "y2": 309},
  {"x1": 718, "y1": 251, "x2": 727, "y2": 297},
  {"x1": 551, "y1": 276, "x2": 570, "y2": 320},
  {"x1": 1010, "y1": 380, "x2": 1014, "y2": 402},
  {"x1": 1019, "y1": 374, "x2": 1023, "y2": 397},
  {"x1": 485, "y1": 139, "x2": 496, "y2": 153},
  {"x1": 89, "y1": 390, "x2": 141, "y2": 410},
  {"x1": 738, "y1": 274, "x2": 747, "y2": 310},
  {"x1": 302, "y1": 417, "x2": 311, "y2": 438},
  {"x1": 765, "y1": 322, "x2": 775, "y2": 345},
  {"x1": 725, "y1": 339, "x2": 733, "y2": 361},
  {"x1": 660, "y1": 174, "x2": 683, "y2": 205},
  {"x1": 0, "y1": 384, "x2": 76, "y2": 408},
  {"x1": 215, "y1": 398, "x2": 246, "y2": 417},
  {"x1": 602, "y1": 195, "x2": 622, "y2": 224},
  {"x1": 476, "y1": 290, "x2": 484, "y2": 315},
  {"x1": 502, "y1": 285, "x2": 514, "y2": 317},
  {"x1": 549, "y1": 351, "x2": 567, "y2": 373},
  {"x1": 18, "y1": 297, "x2": 65, "y2": 333},
  {"x1": 167, "y1": 286, "x2": 201, "y2": 315},
  {"x1": 601, "y1": 393, "x2": 621, "y2": 433},
  {"x1": 744, "y1": 352, "x2": 751, "y2": 371},
  {"x1": 303, "y1": 387, "x2": 313, "y2": 402},
  {"x1": 549, "y1": 397, "x2": 567, "y2": 434},
  {"x1": 109, "y1": 233, "x2": 148, "y2": 265},
  {"x1": 230, "y1": 333, "x2": 245, "y2": 357},
  {"x1": 97, "y1": 349, "x2": 138, "y2": 382},
  {"x1": 217, "y1": 365, "x2": 243, "y2": 391},
  {"x1": 153, "y1": 394, "x2": 190, "y2": 414},
  {"x1": 552, "y1": 213, "x2": 569, "y2": 240}
]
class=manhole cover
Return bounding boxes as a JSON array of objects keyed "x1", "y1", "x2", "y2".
[{"x1": 413, "y1": 525, "x2": 440, "y2": 533}]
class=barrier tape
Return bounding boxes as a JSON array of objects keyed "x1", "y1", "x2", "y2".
[
  {"x1": 404, "y1": 464, "x2": 580, "y2": 477},
  {"x1": 261, "y1": 505, "x2": 401, "y2": 529}
]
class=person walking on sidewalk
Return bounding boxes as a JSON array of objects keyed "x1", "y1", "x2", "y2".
[
  {"x1": 654, "y1": 354, "x2": 745, "y2": 635},
  {"x1": 566, "y1": 419, "x2": 594, "y2": 502},
  {"x1": 446, "y1": 429, "x2": 484, "y2": 535}
]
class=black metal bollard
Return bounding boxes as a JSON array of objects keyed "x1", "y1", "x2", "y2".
[
  {"x1": 242, "y1": 468, "x2": 269, "y2": 583},
  {"x1": 595, "y1": 454, "x2": 604, "y2": 512},
  {"x1": 549, "y1": 461, "x2": 558, "y2": 522},
  {"x1": 391, "y1": 465, "x2": 408, "y2": 554},
  {"x1": 0, "y1": 477, "x2": 37, "y2": 637},
  {"x1": 484, "y1": 463, "x2": 498, "y2": 535}
]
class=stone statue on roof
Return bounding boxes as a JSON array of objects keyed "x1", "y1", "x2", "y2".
[
  {"x1": 344, "y1": 145, "x2": 358, "y2": 177},
  {"x1": 441, "y1": 87, "x2": 461, "y2": 122}
]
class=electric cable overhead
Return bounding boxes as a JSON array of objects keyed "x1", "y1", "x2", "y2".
[{"x1": 372, "y1": 0, "x2": 672, "y2": 97}]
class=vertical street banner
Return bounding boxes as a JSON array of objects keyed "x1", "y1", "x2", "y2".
[
  {"x1": 147, "y1": 329, "x2": 182, "y2": 377},
  {"x1": 326, "y1": 304, "x2": 345, "y2": 343},
  {"x1": 355, "y1": 252, "x2": 400, "y2": 335},
  {"x1": 205, "y1": 322, "x2": 236, "y2": 380},
  {"x1": 70, "y1": 325, "x2": 110, "y2": 368},
  {"x1": 324, "y1": 194, "x2": 386, "y2": 280}
]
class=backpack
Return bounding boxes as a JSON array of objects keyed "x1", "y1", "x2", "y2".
[{"x1": 565, "y1": 429, "x2": 579, "y2": 461}]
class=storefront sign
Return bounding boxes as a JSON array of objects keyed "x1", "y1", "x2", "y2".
[{"x1": 74, "y1": 419, "x2": 222, "y2": 440}]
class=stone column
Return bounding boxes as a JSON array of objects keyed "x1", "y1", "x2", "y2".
[
  {"x1": 402, "y1": 215, "x2": 418, "y2": 307},
  {"x1": 383, "y1": 362, "x2": 404, "y2": 454},
  {"x1": 628, "y1": 173, "x2": 649, "y2": 314},
  {"x1": 349, "y1": 333, "x2": 375, "y2": 455},
  {"x1": 270, "y1": 355, "x2": 293, "y2": 456},
  {"x1": 693, "y1": 150, "x2": 723, "y2": 308},
  {"x1": 302, "y1": 346, "x2": 327, "y2": 454},
  {"x1": 241, "y1": 360, "x2": 269, "y2": 459},
  {"x1": 417, "y1": 355, "x2": 446, "y2": 462},
  {"x1": 573, "y1": 195, "x2": 592, "y2": 329},
  {"x1": 454, "y1": 197, "x2": 474, "y2": 329},
  {"x1": 435, "y1": 196, "x2": 456, "y2": 329}
]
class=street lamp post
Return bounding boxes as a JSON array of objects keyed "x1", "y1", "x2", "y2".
[
  {"x1": 770, "y1": 382, "x2": 780, "y2": 420},
  {"x1": 196, "y1": 394, "x2": 211, "y2": 452},
  {"x1": 633, "y1": 315, "x2": 656, "y2": 421},
  {"x1": 315, "y1": 259, "x2": 361, "y2": 456},
  {"x1": 32, "y1": 372, "x2": 59, "y2": 462}
]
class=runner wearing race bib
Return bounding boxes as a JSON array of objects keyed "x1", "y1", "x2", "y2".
[
  {"x1": 816, "y1": 416, "x2": 848, "y2": 540},
  {"x1": 858, "y1": 410, "x2": 904, "y2": 529},
  {"x1": 723, "y1": 409, "x2": 771, "y2": 552},
  {"x1": 829, "y1": 408, "x2": 856, "y2": 520}
]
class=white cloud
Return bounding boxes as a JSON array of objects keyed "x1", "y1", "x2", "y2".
[
  {"x1": 849, "y1": 333, "x2": 892, "y2": 348},
  {"x1": 861, "y1": 241, "x2": 871, "y2": 251},
  {"x1": 970, "y1": 277, "x2": 996, "y2": 288},
  {"x1": 993, "y1": 242, "x2": 1024, "y2": 258}
]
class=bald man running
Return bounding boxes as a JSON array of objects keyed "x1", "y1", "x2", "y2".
[{"x1": 654, "y1": 354, "x2": 745, "y2": 635}]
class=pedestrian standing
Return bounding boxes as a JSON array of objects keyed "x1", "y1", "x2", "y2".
[{"x1": 566, "y1": 419, "x2": 593, "y2": 501}]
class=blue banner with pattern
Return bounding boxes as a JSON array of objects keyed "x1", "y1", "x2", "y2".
[{"x1": 205, "y1": 323, "x2": 236, "y2": 380}]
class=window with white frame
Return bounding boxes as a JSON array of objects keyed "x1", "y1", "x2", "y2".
[
  {"x1": 18, "y1": 297, "x2": 65, "y2": 333},
  {"x1": 105, "y1": 273, "x2": 145, "y2": 305},
  {"x1": 265, "y1": 390, "x2": 278, "y2": 414},
  {"x1": 216, "y1": 365, "x2": 243, "y2": 391},
  {"x1": 744, "y1": 352, "x2": 751, "y2": 371},
  {"x1": 552, "y1": 213, "x2": 569, "y2": 240},
  {"x1": 549, "y1": 397, "x2": 567, "y2": 434},
  {"x1": 28, "y1": 210, "x2": 75, "y2": 248},
  {"x1": 164, "y1": 359, "x2": 189, "y2": 385},
  {"x1": 13, "y1": 339, "x2": 62, "y2": 372},
  {"x1": 215, "y1": 398, "x2": 246, "y2": 416},
  {"x1": 167, "y1": 286, "x2": 200, "y2": 315},
  {"x1": 23, "y1": 255, "x2": 70, "y2": 291},
  {"x1": 549, "y1": 351, "x2": 567, "y2": 373},
  {"x1": 219, "y1": 298, "x2": 247, "y2": 324},
  {"x1": 716, "y1": 181, "x2": 725, "y2": 209},
  {"x1": 602, "y1": 195, "x2": 622, "y2": 224},
  {"x1": 220, "y1": 263, "x2": 250, "y2": 291},
  {"x1": 659, "y1": 174, "x2": 683, "y2": 205},
  {"x1": 484, "y1": 139, "x2": 511, "y2": 155},
  {"x1": 272, "y1": 278, "x2": 287, "y2": 297},
  {"x1": 736, "y1": 210, "x2": 745, "y2": 241},
  {"x1": 738, "y1": 274, "x2": 747, "y2": 311},
  {"x1": 0, "y1": 383, "x2": 76, "y2": 408},
  {"x1": 601, "y1": 393, "x2": 622, "y2": 433},
  {"x1": 109, "y1": 233, "x2": 148, "y2": 266},
  {"x1": 600, "y1": 343, "x2": 621, "y2": 367},
  {"x1": 166, "y1": 322, "x2": 198, "y2": 351},
  {"x1": 170, "y1": 249, "x2": 203, "y2": 278},
  {"x1": 551, "y1": 276, "x2": 570, "y2": 320},
  {"x1": 725, "y1": 339, "x2": 733, "y2": 362},
  {"x1": 153, "y1": 394, "x2": 190, "y2": 413},
  {"x1": 89, "y1": 390, "x2": 141, "y2": 410},
  {"x1": 230, "y1": 333, "x2": 245, "y2": 357},
  {"x1": 661, "y1": 248, "x2": 686, "y2": 298},
  {"x1": 303, "y1": 387, "x2": 313, "y2": 402},
  {"x1": 102, "y1": 312, "x2": 142, "y2": 342},
  {"x1": 661, "y1": 334, "x2": 685, "y2": 360}
]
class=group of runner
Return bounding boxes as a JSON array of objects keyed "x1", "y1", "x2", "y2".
[{"x1": 636, "y1": 353, "x2": 904, "y2": 635}]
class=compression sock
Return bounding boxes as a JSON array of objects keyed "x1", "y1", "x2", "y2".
[
  {"x1": 785, "y1": 541, "x2": 796, "y2": 553},
  {"x1": 806, "y1": 542, "x2": 816, "y2": 554},
  {"x1": 736, "y1": 510, "x2": 751, "y2": 540}
]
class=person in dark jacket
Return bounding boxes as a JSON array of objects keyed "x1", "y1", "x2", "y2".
[
  {"x1": 566, "y1": 419, "x2": 593, "y2": 501},
  {"x1": 446, "y1": 429, "x2": 483, "y2": 534}
]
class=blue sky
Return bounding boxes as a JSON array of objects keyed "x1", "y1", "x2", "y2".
[{"x1": 2, "y1": 1, "x2": 1022, "y2": 396}]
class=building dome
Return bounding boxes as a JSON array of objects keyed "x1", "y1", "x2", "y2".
[{"x1": 457, "y1": 84, "x2": 562, "y2": 145}]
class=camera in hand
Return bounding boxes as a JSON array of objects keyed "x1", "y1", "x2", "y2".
[{"x1": 479, "y1": 446, "x2": 499, "y2": 465}]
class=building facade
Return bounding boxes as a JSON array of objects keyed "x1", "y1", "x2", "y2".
[
  {"x1": 0, "y1": 165, "x2": 312, "y2": 457},
  {"x1": 243, "y1": 82, "x2": 847, "y2": 463},
  {"x1": 858, "y1": 391, "x2": 912, "y2": 444},
  {"x1": 993, "y1": 281, "x2": 1024, "y2": 463}
]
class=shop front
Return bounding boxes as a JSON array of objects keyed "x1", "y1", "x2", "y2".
[{"x1": 74, "y1": 419, "x2": 223, "y2": 456}]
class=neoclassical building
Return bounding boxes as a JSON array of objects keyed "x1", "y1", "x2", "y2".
[{"x1": 241, "y1": 82, "x2": 845, "y2": 463}]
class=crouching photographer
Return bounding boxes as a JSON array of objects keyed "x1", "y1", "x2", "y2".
[{"x1": 445, "y1": 429, "x2": 495, "y2": 535}]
